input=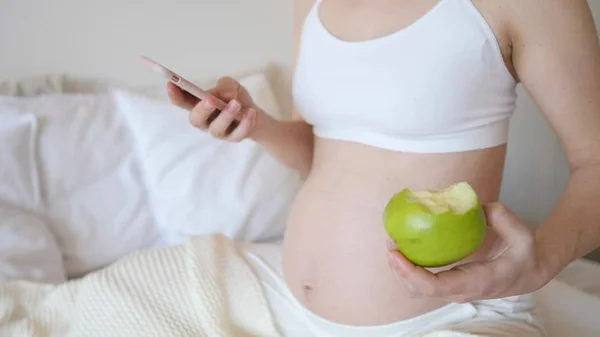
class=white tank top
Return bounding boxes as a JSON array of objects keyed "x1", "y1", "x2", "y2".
[{"x1": 292, "y1": 0, "x2": 518, "y2": 153}]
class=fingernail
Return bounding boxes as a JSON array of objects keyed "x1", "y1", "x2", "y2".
[
  {"x1": 386, "y1": 239, "x2": 396, "y2": 251},
  {"x1": 228, "y1": 100, "x2": 241, "y2": 113},
  {"x1": 388, "y1": 253, "x2": 400, "y2": 273},
  {"x1": 247, "y1": 108, "x2": 256, "y2": 119},
  {"x1": 387, "y1": 252, "x2": 402, "y2": 268},
  {"x1": 388, "y1": 255, "x2": 416, "y2": 295},
  {"x1": 387, "y1": 252, "x2": 405, "y2": 275},
  {"x1": 204, "y1": 98, "x2": 215, "y2": 108},
  {"x1": 166, "y1": 84, "x2": 177, "y2": 96}
]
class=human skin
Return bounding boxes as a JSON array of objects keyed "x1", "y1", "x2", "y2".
[{"x1": 167, "y1": 0, "x2": 600, "y2": 326}]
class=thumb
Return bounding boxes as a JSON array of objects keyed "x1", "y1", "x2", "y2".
[
  {"x1": 213, "y1": 76, "x2": 246, "y2": 102},
  {"x1": 215, "y1": 76, "x2": 254, "y2": 107},
  {"x1": 215, "y1": 76, "x2": 241, "y2": 100},
  {"x1": 482, "y1": 203, "x2": 534, "y2": 256}
]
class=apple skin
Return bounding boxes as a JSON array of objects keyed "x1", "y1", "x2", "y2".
[{"x1": 384, "y1": 186, "x2": 487, "y2": 268}]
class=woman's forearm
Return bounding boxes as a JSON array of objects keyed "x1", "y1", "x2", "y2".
[
  {"x1": 250, "y1": 114, "x2": 314, "y2": 178},
  {"x1": 535, "y1": 163, "x2": 600, "y2": 279}
]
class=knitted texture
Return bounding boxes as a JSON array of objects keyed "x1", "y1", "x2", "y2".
[{"x1": 0, "y1": 234, "x2": 280, "y2": 337}]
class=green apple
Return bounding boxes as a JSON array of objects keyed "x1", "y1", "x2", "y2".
[{"x1": 384, "y1": 182, "x2": 487, "y2": 268}]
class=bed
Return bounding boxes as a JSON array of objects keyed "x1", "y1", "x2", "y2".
[{"x1": 1, "y1": 0, "x2": 599, "y2": 336}]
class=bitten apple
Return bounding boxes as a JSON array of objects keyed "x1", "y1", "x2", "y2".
[{"x1": 384, "y1": 182, "x2": 487, "y2": 268}]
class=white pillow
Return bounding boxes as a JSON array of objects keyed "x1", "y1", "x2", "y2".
[
  {"x1": 0, "y1": 113, "x2": 64, "y2": 283},
  {"x1": 0, "y1": 202, "x2": 66, "y2": 284},
  {"x1": 112, "y1": 72, "x2": 302, "y2": 245},
  {"x1": 0, "y1": 112, "x2": 41, "y2": 211},
  {"x1": 0, "y1": 94, "x2": 161, "y2": 278},
  {"x1": 0, "y1": 75, "x2": 64, "y2": 96}
]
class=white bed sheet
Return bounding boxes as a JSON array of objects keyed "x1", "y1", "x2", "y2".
[{"x1": 535, "y1": 259, "x2": 600, "y2": 337}]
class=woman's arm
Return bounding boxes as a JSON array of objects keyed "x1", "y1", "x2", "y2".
[
  {"x1": 387, "y1": 0, "x2": 600, "y2": 302},
  {"x1": 167, "y1": 80, "x2": 314, "y2": 177},
  {"x1": 250, "y1": 116, "x2": 314, "y2": 178},
  {"x1": 510, "y1": 0, "x2": 600, "y2": 277},
  {"x1": 168, "y1": 0, "x2": 316, "y2": 177},
  {"x1": 247, "y1": 0, "x2": 317, "y2": 177},
  {"x1": 250, "y1": 0, "x2": 317, "y2": 177}
]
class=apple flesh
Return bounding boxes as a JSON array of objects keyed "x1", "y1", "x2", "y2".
[{"x1": 384, "y1": 182, "x2": 487, "y2": 268}]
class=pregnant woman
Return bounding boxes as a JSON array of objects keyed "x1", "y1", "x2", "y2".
[
  {"x1": 166, "y1": 0, "x2": 600, "y2": 335},
  {"x1": 2, "y1": 0, "x2": 599, "y2": 336}
]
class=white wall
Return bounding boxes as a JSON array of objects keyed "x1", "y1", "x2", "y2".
[
  {"x1": 1, "y1": 0, "x2": 600, "y2": 257},
  {"x1": 0, "y1": 0, "x2": 295, "y2": 112}
]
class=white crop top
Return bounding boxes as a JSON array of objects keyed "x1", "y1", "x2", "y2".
[{"x1": 292, "y1": 0, "x2": 518, "y2": 153}]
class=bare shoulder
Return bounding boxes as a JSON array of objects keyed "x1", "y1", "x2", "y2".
[
  {"x1": 293, "y1": 0, "x2": 316, "y2": 119},
  {"x1": 501, "y1": 0, "x2": 597, "y2": 33},
  {"x1": 471, "y1": 0, "x2": 600, "y2": 168},
  {"x1": 499, "y1": 0, "x2": 598, "y2": 80},
  {"x1": 293, "y1": 0, "x2": 315, "y2": 60},
  {"x1": 294, "y1": 0, "x2": 316, "y2": 39},
  {"x1": 501, "y1": 0, "x2": 597, "y2": 46},
  {"x1": 501, "y1": 0, "x2": 600, "y2": 168},
  {"x1": 469, "y1": 0, "x2": 516, "y2": 78},
  {"x1": 294, "y1": 0, "x2": 316, "y2": 64}
]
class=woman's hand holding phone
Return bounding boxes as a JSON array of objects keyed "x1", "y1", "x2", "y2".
[
  {"x1": 140, "y1": 57, "x2": 272, "y2": 143},
  {"x1": 142, "y1": 55, "x2": 313, "y2": 175},
  {"x1": 167, "y1": 77, "x2": 268, "y2": 142},
  {"x1": 167, "y1": 75, "x2": 314, "y2": 175}
]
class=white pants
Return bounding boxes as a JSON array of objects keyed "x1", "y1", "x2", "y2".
[{"x1": 240, "y1": 242, "x2": 546, "y2": 337}]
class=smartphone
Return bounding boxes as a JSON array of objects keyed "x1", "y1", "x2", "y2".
[
  {"x1": 140, "y1": 56, "x2": 221, "y2": 103},
  {"x1": 141, "y1": 56, "x2": 236, "y2": 128}
]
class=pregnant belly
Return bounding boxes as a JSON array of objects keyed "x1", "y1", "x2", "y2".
[
  {"x1": 281, "y1": 140, "x2": 504, "y2": 326},
  {"x1": 281, "y1": 182, "x2": 454, "y2": 325}
]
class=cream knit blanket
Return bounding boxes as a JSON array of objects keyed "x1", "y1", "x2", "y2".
[{"x1": 0, "y1": 234, "x2": 280, "y2": 337}]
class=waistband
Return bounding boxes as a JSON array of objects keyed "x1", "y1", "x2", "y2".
[
  {"x1": 240, "y1": 243, "x2": 478, "y2": 337},
  {"x1": 240, "y1": 242, "x2": 543, "y2": 337},
  {"x1": 303, "y1": 302, "x2": 477, "y2": 337}
]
